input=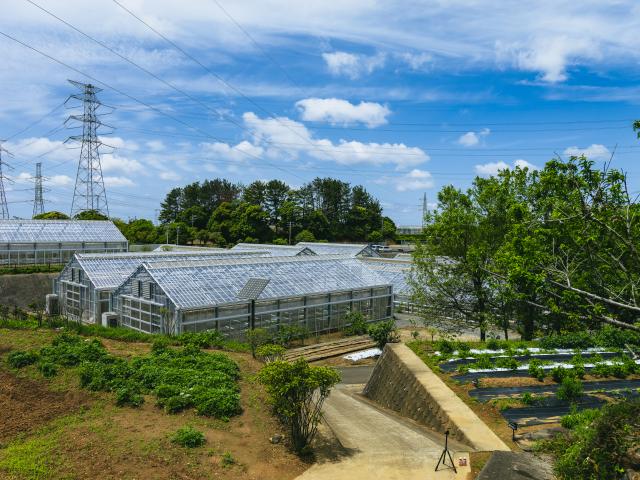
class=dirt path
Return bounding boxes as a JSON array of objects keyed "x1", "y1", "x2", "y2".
[{"x1": 297, "y1": 385, "x2": 470, "y2": 480}]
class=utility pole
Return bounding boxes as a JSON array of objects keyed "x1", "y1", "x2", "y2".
[
  {"x1": 288, "y1": 221, "x2": 293, "y2": 245},
  {"x1": 66, "y1": 80, "x2": 110, "y2": 218},
  {"x1": 32, "y1": 162, "x2": 44, "y2": 218},
  {"x1": 0, "y1": 143, "x2": 14, "y2": 220},
  {"x1": 176, "y1": 226, "x2": 180, "y2": 245},
  {"x1": 422, "y1": 192, "x2": 428, "y2": 230}
]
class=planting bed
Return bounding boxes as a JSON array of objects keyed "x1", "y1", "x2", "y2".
[
  {"x1": 469, "y1": 378, "x2": 640, "y2": 402},
  {"x1": 501, "y1": 396, "x2": 607, "y2": 426}
]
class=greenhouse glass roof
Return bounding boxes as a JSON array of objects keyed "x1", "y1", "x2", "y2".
[
  {"x1": 359, "y1": 258, "x2": 412, "y2": 295},
  {"x1": 295, "y1": 242, "x2": 376, "y2": 257},
  {"x1": 74, "y1": 250, "x2": 269, "y2": 289},
  {"x1": 141, "y1": 255, "x2": 392, "y2": 309},
  {"x1": 231, "y1": 243, "x2": 316, "y2": 256},
  {"x1": 0, "y1": 220, "x2": 126, "y2": 244}
]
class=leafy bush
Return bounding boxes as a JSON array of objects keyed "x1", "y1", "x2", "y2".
[
  {"x1": 7, "y1": 350, "x2": 39, "y2": 368},
  {"x1": 539, "y1": 332, "x2": 594, "y2": 350},
  {"x1": 556, "y1": 376, "x2": 583, "y2": 402},
  {"x1": 560, "y1": 408, "x2": 601, "y2": 429},
  {"x1": 542, "y1": 400, "x2": 640, "y2": 479},
  {"x1": 259, "y1": 359, "x2": 340, "y2": 453},
  {"x1": 456, "y1": 342, "x2": 471, "y2": 357},
  {"x1": 171, "y1": 426, "x2": 206, "y2": 448},
  {"x1": 151, "y1": 336, "x2": 172, "y2": 354},
  {"x1": 528, "y1": 359, "x2": 546, "y2": 381},
  {"x1": 161, "y1": 394, "x2": 193, "y2": 414},
  {"x1": 595, "y1": 325, "x2": 640, "y2": 348},
  {"x1": 435, "y1": 339, "x2": 455, "y2": 355},
  {"x1": 194, "y1": 387, "x2": 241, "y2": 418},
  {"x1": 220, "y1": 451, "x2": 236, "y2": 467},
  {"x1": 521, "y1": 392, "x2": 545, "y2": 405},
  {"x1": 178, "y1": 331, "x2": 225, "y2": 349},
  {"x1": 486, "y1": 338, "x2": 502, "y2": 350},
  {"x1": 474, "y1": 354, "x2": 493, "y2": 370},
  {"x1": 255, "y1": 344, "x2": 285, "y2": 363},
  {"x1": 551, "y1": 366, "x2": 573, "y2": 383},
  {"x1": 274, "y1": 325, "x2": 309, "y2": 348},
  {"x1": 495, "y1": 356, "x2": 520, "y2": 370},
  {"x1": 246, "y1": 328, "x2": 271, "y2": 358},
  {"x1": 37, "y1": 361, "x2": 57, "y2": 378},
  {"x1": 115, "y1": 385, "x2": 144, "y2": 407},
  {"x1": 368, "y1": 320, "x2": 399, "y2": 350},
  {"x1": 344, "y1": 311, "x2": 368, "y2": 336}
]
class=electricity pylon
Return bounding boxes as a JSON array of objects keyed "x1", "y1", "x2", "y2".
[
  {"x1": 66, "y1": 80, "x2": 110, "y2": 217},
  {"x1": 32, "y1": 162, "x2": 44, "y2": 217},
  {"x1": 0, "y1": 143, "x2": 14, "y2": 219}
]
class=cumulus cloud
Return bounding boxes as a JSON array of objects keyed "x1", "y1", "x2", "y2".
[
  {"x1": 242, "y1": 112, "x2": 428, "y2": 169},
  {"x1": 395, "y1": 169, "x2": 434, "y2": 191},
  {"x1": 200, "y1": 140, "x2": 264, "y2": 163},
  {"x1": 398, "y1": 52, "x2": 433, "y2": 70},
  {"x1": 322, "y1": 51, "x2": 385, "y2": 79},
  {"x1": 100, "y1": 153, "x2": 144, "y2": 174},
  {"x1": 458, "y1": 128, "x2": 490, "y2": 147},
  {"x1": 159, "y1": 171, "x2": 181, "y2": 181},
  {"x1": 104, "y1": 176, "x2": 135, "y2": 187},
  {"x1": 295, "y1": 98, "x2": 390, "y2": 127},
  {"x1": 563, "y1": 144, "x2": 610, "y2": 160},
  {"x1": 475, "y1": 159, "x2": 538, "y2": 176}
]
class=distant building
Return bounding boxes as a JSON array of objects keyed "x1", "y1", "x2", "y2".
[
  {"x1": 0, "y1": 220, "x2": 127, "y2": 267},
  {"x1": 396, "y1": 225, "x2": 423, "y2": 235}
]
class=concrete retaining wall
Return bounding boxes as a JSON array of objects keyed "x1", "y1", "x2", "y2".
[
  {"x1": 0, "y1": 273, "x2": 57, "y2": 309},
  {"x1": 363, "y1": 343, "x2": 509, "y2": 452}
]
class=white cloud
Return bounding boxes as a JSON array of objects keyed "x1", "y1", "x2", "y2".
[
  {"x1": 458, "y1": 128, "x2": 490, "y2": 147},
  {"x1": 563, "y1": 144, "x2": 610, "y2": 160},
  {"x1": 104, "y1": 176, "x2": 135, "y2": 187},
  {"x1": 475, "y1": 159, "x2": 538, "y2": 176},
  {"x1": 49, "y1": 174, "x2": 73, "y2": 186},
  {"x1": 395, "y1": 169, "x2": 435, "y2": 191},
  {"x1": 200, "y1": 140, "x2": 264, "y2": 164},
  {"x1": 398, "y1": 52, "x2": 433, "y2": 70},
  {"x1": 146, "y1": 140, "x2": 166, "y2": 152},
  {"x1": 159, "y1": 171, "x2": 181, "y2": 181},
  {"x1": 322, "y1": 51, "x2": 386, "y2": 79},
  {"x1": 242, "y1": 112, "x2": 428, "y2": 169},
  {"x1": 295, "y1": 98, "x2": 390, "y2": 127},
  {"x1": 100, "y1": 153, "x2": 144, "y2": 174}
]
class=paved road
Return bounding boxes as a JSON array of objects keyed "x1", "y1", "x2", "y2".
[
  {"x1": 336, "y1": 365, "x2": 374, "y2": 385},
  {"x1": 296, "y1": 385, "x2": 469, "y2": 480}
]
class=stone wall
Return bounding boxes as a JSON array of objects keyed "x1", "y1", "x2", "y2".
[
  {"x1": 0, "y1": 273, "x2": 57, "y2": 309},
  {"x1": 363, "y1": 343, "x2": 509, "y2": 452}
]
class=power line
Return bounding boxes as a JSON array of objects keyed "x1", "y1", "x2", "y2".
[
  {"x1": 2, "y1": 101, "x2": 65, "y2": 142},
  {"x1": 0, "y1": 28, "x2": 305, "y2": 181}
]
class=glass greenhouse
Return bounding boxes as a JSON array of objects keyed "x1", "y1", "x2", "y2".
[
  {"x1": 230, "y1": 243, "x2": 317, "y2": 256},
  {"x1": 0, "y1": 220, "x2": 128, "y2": 267},
  {"x1": 295, "y1": 242, "x2": 379, "y2": 257},
  {"x1": 55, "y1": 250, "x2": 268, "y2": 323},
  {"x1": 361, "y1": 257, "x2": 413, "y2": 308},
  {"x1": 111, "y1": 255, "x2": 394, "y2": 337}
]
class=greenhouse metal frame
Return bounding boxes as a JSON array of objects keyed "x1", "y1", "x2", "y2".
[
  {"x1": 0, "y1": 220, "x2": 128, "y2": 267},
  {"x1": 230, "y1": 243, "x2": 317, "y2": 256},
  {"x1": 55, "y1": 250, "x2": 269, "y2": 324},
  {"x1": 111, "y1": 255, "x2": 394, "y2": 337},
  {"x1": 295, "y1": 242, "x2": 379, "y2": 257}
]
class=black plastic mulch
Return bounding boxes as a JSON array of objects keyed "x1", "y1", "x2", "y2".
[
  {"x1": 469, "y1": 378, "x2": 640, "y2": 402},
  {"x1": 501, "y1": 396, "x2": 607, "y2": 427}
]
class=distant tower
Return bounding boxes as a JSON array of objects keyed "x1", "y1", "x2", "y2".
[
  {"x1": 66, "y1": 80, "x2": 109, "y2": 217},
  {"x1": 0, "y1": 143, "x2": 13, "y2": 220},
  {"x1": 32, "y1": 162, "x2": 44, "y2": 218},
  {"x1": 422, "y1": 192, "x2": 428, "y2": 229}
]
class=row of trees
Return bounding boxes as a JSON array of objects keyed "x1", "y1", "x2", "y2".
[
  {"x1": 34, "y1": 177, "x2": 395, "y2": 247},
  {"x1": 412, "y1": 156, "x2": 640, "y2": 341},
  {"x1": 156, "y1": 177, "x2": 395, "y2": 246}
]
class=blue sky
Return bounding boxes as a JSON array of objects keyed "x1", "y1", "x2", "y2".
[{"x1": 1, "y1": 0, "x2": 639, "y2": 225}]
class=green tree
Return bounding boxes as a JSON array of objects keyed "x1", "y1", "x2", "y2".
[
  {"x1": 294, "y1": 229, "x2": 316, "y2": 243},
  {"x1": 73, "y1": 210, "x2": 109, "y2": 220},
  {"x1": 258, "y1": 360, "x2": 340, "y2": 453},
  {"x1": 33, "y1": 211, "x2": 69, "y2": 220},
  {"x1": 125, "y1": 219, "x2": 157, "y2": 244}
]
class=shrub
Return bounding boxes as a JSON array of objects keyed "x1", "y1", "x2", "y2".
[
  {"x1": 539, "y1": 332, "x2": 594, "y2": 350},
  {"x1": 435, "y1": 339, "x2": 455, "y2": 355},
  {"x1": 474, "y1": 354, "x2": 493, "y2": 370},
  {"x1": 7, "y1": 350, "x2": 39, "y2": 368},
  {"x1": 171, "y1": 426, "x2": 206, "y2": 448},
  {"x1": 556, "y1": 376, "x2": 583, "y2": 402},
  {"x1": 551, "y1": 366, "x2": 573, "y2": 383},
  {"x1": 592, "y1": 362, "x2": 613, "y2": 377},
  {"x1": 255, "y1": 344, "x2": 285, "y2": 363},
  {"x1": 495, "y1": 357, "x2": 520, "y2": 370},
  {"x1": 560, "y1": 408, "x2": 601, "y2": 429},
  {"x1": 162, "y1": 395, "x2": 193, "y2": 414},
  {"x1": 115, "y1": 385, "x2": 144, "y2": 407},
  {"x1": 456, "y1": 342, "x2": 471, "y2": 357},
  {"x1": 151, "y1": 336, "x2": 172, "y2": 354},
  {"x1": 368, "y1": 320, "x2": 399, "y2": 350},
  {"x1": 258, "y1": 359, "x2": 340, "y2": 453},
  {"x1": 528, "y1": 359, "x2": 546, "y2": 381},
  {"x1": 595, "y1": 325, "x2": 640, "y2": 348},
  {"x1": 37, "y1": 361, "x2": 57, "y2": 378},
  {"x1": 274, "y1": 325, "x2": 309, "y2": 348},
  {"x1": 344, "y1": 311, "x2": 368, "y2": 336},
  {"x1": 194, "y1": 387, "x2": 242, "y2": 418},
  {"x1": 486, "y1": 338, "x2": 501, "y2": 350},
  {"x1": 220, "y1": 451, "x2": 236, "y2": 467},
  {"x1": 246, "y1": 328, "x2": 271, "y2": 358}
]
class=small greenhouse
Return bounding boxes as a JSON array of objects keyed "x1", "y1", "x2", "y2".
[
  {"x1": 0, "y1": 220, "x2": 128, "y2": 267},
  {"x1": 230, "y1": 243, "x2": 317, "y2": 256},
  {"x1": 295, "y1": 242, "x2": 379, "y2": 257},
  {"x1": 111, "y1": 255, "x2": 394, "y2": 337},
  {"x1": 54, "y1": 250, "x2": 269, "y2": 323}
]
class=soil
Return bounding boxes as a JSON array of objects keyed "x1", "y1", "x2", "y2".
[
  {"x1": 0, "y1": 329, "x2": 310, "y2": 480},
  {"x1": 0, "y1": 368, "x2": 89, "y2": 444}
]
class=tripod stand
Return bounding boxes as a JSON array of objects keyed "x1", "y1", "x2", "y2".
[{"x1": 435, "y1": 430, "x2": 457, "y2": 473}]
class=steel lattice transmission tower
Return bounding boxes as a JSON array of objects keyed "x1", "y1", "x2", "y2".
[
  {"x1": 66, "y1": 80, "x2": 110, "y2": 217},
  {"x1": 0, "y1": 143, "x2": 13, "y2": 220},
  {"x1": 32, "y1": 162, "x2": 45, "y2": 218}
]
